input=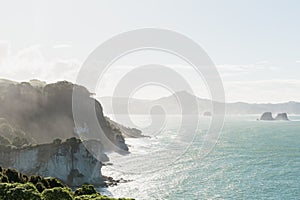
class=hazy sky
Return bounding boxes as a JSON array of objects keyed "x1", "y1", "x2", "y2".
[{"x1": 0, "y1": 0, "x2": 300, "y2": 103}]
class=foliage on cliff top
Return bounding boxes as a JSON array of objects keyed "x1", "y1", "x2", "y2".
[{"x1": 0, "y1": 166, "x2": 134, "y2": 200}]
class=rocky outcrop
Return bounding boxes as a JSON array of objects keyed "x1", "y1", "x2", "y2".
[
  {"x1": 274, "y1": 113, "x2": 289, "y2": 121},
  {"x1": 203, "y1": 111, "x2": 212, "y2": 116},
  {"x1": 0, "y1": 79, "x2": 145, "y2": 187},
  {"x1": 260, "y1": 112, "x2": 274, "y2": 120},
  {"x1": 0, "y1": 138, "x2": 106, "y2": 186},
  {"x1": 260, "y1": 112, "x2": 289, "y2": 121},
  {"x1": 105, "y1": 117, "x2": 146, "y2": 138}
]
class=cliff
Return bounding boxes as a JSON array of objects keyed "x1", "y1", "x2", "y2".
[
  {"x1": 0, "y1": 79, "x2": 143, "y2": 188},
  {"x1": 0, "y1": 79, "x2": 128, "y2": 152},
  {"x1": 0, "y1": 138, "x2": 106, "y2": 186}
]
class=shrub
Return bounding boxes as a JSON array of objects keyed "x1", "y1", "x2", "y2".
[
  {"x1": 74, "y1": 184, "x2": 97, "y2": 196},
  {"x1": 0, "y1": 182, "x2": 42, "y2": 200},
  {"x1": 74, "y1": 194, "x2": 103, "y2": 200},
  {"x1": 74, "y1": 194, "x2": 135, "y2": 200},
  {"x1": 42, "y1": 187, "x2": 73, "y2": 200},
  {"x1": 1, "y1": 175, "x2": 8, "y2": 183},
  {"x1": 0, "y1": 167, "x2": 135, "y2": 199},
  {"x1": 5, "y1": 168, "x2": 25, "y2": 183},
  {"x1": 35, "y1": 182, "x2": 46, "y2": 193},
  {"x1": 74, "y1": 193, "x2": 114, "y2": 200},
  {"x1": 45, "y1": 177, "x2": 65, "y2": 188},
  {"x1": 0, "y1": 182, "x2": 13, "y2": 197},
  {"x1": 29, "y1": 175, "x2": 42, "y2": 185},
  {"x1": 41, "y1": 179, "x2": 49, "y2": 188},
  {"x1": 22, "y1": 174, "x2": 29, "y2": 182}
]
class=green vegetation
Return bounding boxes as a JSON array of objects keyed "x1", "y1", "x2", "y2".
[
  {"x1": 42, "y1": 187, "x2": 73, "y2": 200},
  {"x1": 75, "y1": 184, "x2": 97, "y2": 196},
  {"x1": 0, "y1": 182, "x2": 42, "y2": 200},
  {"x1": 0, "y1": 166, "x2": 134, "y2": 200}
]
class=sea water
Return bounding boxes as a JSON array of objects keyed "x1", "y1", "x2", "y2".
[{"x1": 102, "y1": 115, "x2": 300, "y2": 200}]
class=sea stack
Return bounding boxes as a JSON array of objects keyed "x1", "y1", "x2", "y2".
[
  {"x1": 260, "y1": 112, "x2": 274, "y2": 120},
  {"x1": 203, "y1": 111, "x2": 212, "y2": 116},
  {"x1": 274, "y1": 113, "x2": 289, "y2": 121},
  {"x1": 260, "y1": 112, "x2": 289, "y2": 121}
]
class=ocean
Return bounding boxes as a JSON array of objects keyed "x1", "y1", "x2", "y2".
[{"x1": 101, "y1": 115, "x2": 300, "y2": 200}]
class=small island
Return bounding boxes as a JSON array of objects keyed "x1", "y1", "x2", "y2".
[
  {"x1": 274, "y1": 113, "x2": 289, "y2": 120},
  {"x1": 203, "y1": 111, "x2": 212, "y2": 117},
  {"x1": 259, "y1": 112, "x2": 289, "y2": 121}
]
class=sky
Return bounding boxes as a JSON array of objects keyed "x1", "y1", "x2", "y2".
[{"x1": 0, "y1": 0, "x2": 300, "y2": 103}]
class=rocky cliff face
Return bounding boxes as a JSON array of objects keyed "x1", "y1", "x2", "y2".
[
  {"x1": 0, "y1": 79, "x2": 128, "y2": 152},
  {"x1": 0, "y1": 79, "x2": 141, "y2": 187},
  {"x1": 0, "y1": 138, "x2": 105, "y2": 187}
]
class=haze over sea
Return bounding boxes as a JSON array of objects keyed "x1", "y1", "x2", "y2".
[{"x1": 102, "y1": 115, "x2": 300, "y2": 200}]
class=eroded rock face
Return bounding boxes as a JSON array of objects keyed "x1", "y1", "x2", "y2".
[
  {"x1": 0, "y1": 138, "x2": 105, "y2": 186},
  {"x1": 274, "y1": 113, "x2": 289, "y2": 120},
  {"x1": 260, "y1": 112, "x2": 274, "y2": 120},
  {"x1": 0, "y1": 80, "x2": 144, "y2": 188}
]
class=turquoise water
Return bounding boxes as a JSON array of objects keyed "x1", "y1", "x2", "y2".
[{"x1": 103, "y1": 115, "x2": 300, "y2": 200}]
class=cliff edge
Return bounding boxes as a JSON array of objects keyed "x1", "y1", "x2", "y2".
[
  {"x1": 0, "y1": 138, "x2": 105, "y2": 186},
  {"x1": 0, "y1": 79, "x2": 142, "y2": 187}
]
